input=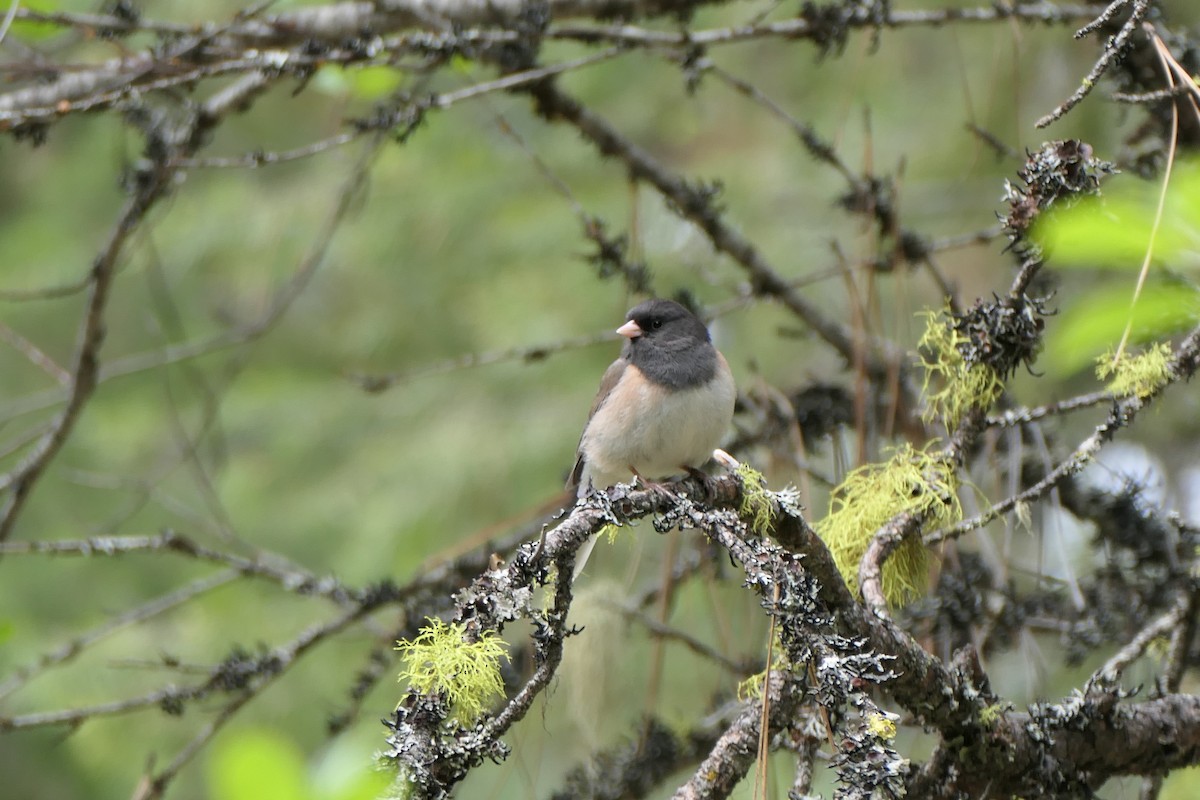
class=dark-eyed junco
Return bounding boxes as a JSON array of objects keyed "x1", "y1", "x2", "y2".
[{"x1": 568, "y1": 298, "x2": 736, "y2": 574}]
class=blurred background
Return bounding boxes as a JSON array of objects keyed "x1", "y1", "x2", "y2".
[{"x1": 1, "y1": 0, "x2": 1199, "y2": 797}]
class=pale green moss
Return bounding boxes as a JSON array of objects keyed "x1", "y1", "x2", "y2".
[
  {"x1": 1096, "y1": 342, "x2": 1174, "y2": 399},
  {"x1": 815, "y1": 444, "x2": 961, "y2": 606},
  {"x1": 918, "y1": 309, "x2": 1004, "y2": 428},
  {"x1": 735, "y1": 461, "x2": 774, "y2": 534},
  {"x1": 736, "y1": 670, "x2": 765, "y2": 701}
]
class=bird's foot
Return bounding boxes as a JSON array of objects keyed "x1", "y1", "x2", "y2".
[
  {"x1": 680, "y1": 465, "x2": 717, "y2": 499},
  {"x1": 630, "y1": 467, "x2": 677, "y2": 500}
]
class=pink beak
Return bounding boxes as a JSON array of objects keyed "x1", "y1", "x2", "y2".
[{"x1": 616, "y1": 319, "x2": 642, "y2": 339}]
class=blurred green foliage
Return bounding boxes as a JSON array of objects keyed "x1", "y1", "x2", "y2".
[
  {"x1": 1044, "y1": 282, "x2": 1199, "y2": 375},
  {"x1": 1164, "y1": 766, "x2": 1200, "y2": 799},
  {"x1": 1039, "y1": 160, "x2": 1200, "y2": 270},
  {"x1": 1037, "y1": 158, "x2": 1200, "y2": 374},
  {"x1": 207, "y1": 728, "x2": 390, "y2": 800},
  {"x1": 0, "y1": 0, "x2": 1189, "y2": 798}
]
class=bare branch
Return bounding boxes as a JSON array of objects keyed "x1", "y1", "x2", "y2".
[
  {"x1": 0, "y1": 570, "x2": 239, "y2": 702},
  {"x1": 1036, "y1": 0, "x2": 1152, "y2": 127},
  {"x1": 929, "y1": 322, "x2": 1200, "y2": 547},
  {"x1": 0, "y1": 167, "x2": 172, "y2": 539},
  {"x1": 672, "y1": 669, "x2": 804, "y2": 800}
]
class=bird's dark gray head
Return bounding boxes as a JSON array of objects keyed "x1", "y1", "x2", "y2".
[{"x1": 619, "y1": 299, "x2": 716, "y2": 389}]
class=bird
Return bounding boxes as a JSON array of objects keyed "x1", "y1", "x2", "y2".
[{"x1": 567, "y1": 298, "x2": 737, "y2": 576}]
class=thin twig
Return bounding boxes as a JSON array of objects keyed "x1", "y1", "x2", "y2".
[
  {"x1": 1091, "y1": 592, "x2": 1188, "y2": 685},
  {"x1": 0, "y1": 532, "x2": 357, "y2": 604},
  {"x1": 0, "y1": 570, "x2": 240, "y2": 701},
  {"x1": 612, "y1": 602, "x2": 748, "y2": 674},
  {"x1": 1036, "y1": 0, "x2": 1151, "y2": 127},
  {"x1": 929, "y1": 323, "x2": 1200, "y2": 547},
  {"x1": 984, "y1": 390, "x2": 1113, "y2": 427},
  {"x1": 0, "y1": 166, "x2": 173, "y2": 539},
  {"x1": 527, "y1": 81, "x2": 904, "y2": 380},
  {"x1": 349, "y1": 331, "x2": 613, "y2": 393}
]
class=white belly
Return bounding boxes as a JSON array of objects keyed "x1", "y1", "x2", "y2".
[{"x1": 579, "y1": 366, "x2": 736, "y2": 488}]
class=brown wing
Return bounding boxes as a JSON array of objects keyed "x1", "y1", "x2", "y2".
[{"x1": 567, "y1": 356, "x2": 628, "y2": 488}]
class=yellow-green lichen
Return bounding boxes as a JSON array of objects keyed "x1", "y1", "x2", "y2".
[
  {"x1": 979, "y1": 702, "x2": 1010, "y2": 727},
  {"x1": 1095, "y1": 342, "x2": 1174, "y2": 399},
  {"x1": 736, "y1": 632, "x2": 789, "y2": 701},
  {"x1": 736, "y1": 670, "x2": 765, "y2": 701},
  {"x1": 815, "y1": 443, "x2": 961, "y2": 606},
  {"x1": 918, "y1": 308, "x2": 1005, "y2": 428},
  {"x1": 599, "y1": 523, "x2": 623, "y2": 544},
  {"x1": 865, "y1": 710, "x2": 898, "y2": 740},
  {"x1": 735, "y1": 461, "x2": 774, "y2": 534},
  {"x1": 396, "y1": 618, "x2": 509, "y2": 724}
]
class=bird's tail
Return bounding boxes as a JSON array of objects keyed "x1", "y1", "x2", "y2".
[{"x1": 571, "y1": 535, "x2": 600, "y2": 582}]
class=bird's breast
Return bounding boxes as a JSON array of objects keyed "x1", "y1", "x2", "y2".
[{"x1": 580, "y1": 363, "x2": 736, "y2": 485}]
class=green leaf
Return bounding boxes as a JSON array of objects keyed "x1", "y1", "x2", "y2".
[
  {"x1": 1037, "y1": 195, "x2": 1158, "y2": 266},
  {"x1": 0, "y1": 619, "x2": 13, "y2": 645},
  {"x1": 312, "y1": 65, "x2": 352, "y2": 95},
  {"x1": 311, "y1": 740, "x2": 393, "y2": 800},
  {"x1": 329, "y1": 768, "x2": 392, "y2": 800},
  {"x1": 1164, "y1": 765, "x2": 1200, "y2": 800},
  {"x1": 311, "y1": 65, "x2": 402, "y2": 100},
  {"x1": 10, "y1": 0, "x2": 63, "y2": 42},
  {"x1": 1036, "y1": 162, "x2": 1200, "y2": 270},
  {"x1": 1042, "y1": 282, "x2": 1200, "y2": 376},
  {"x1": 207, "y1": 729, "x2": 311, "y2": 800},
  {"x1": 348, "y1": 66, "x2": 403, "y2": 100}
]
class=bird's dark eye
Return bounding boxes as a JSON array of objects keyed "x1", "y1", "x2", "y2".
[{"x1": 648, "y1": 318, "x2": 663, "y2": 330}]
